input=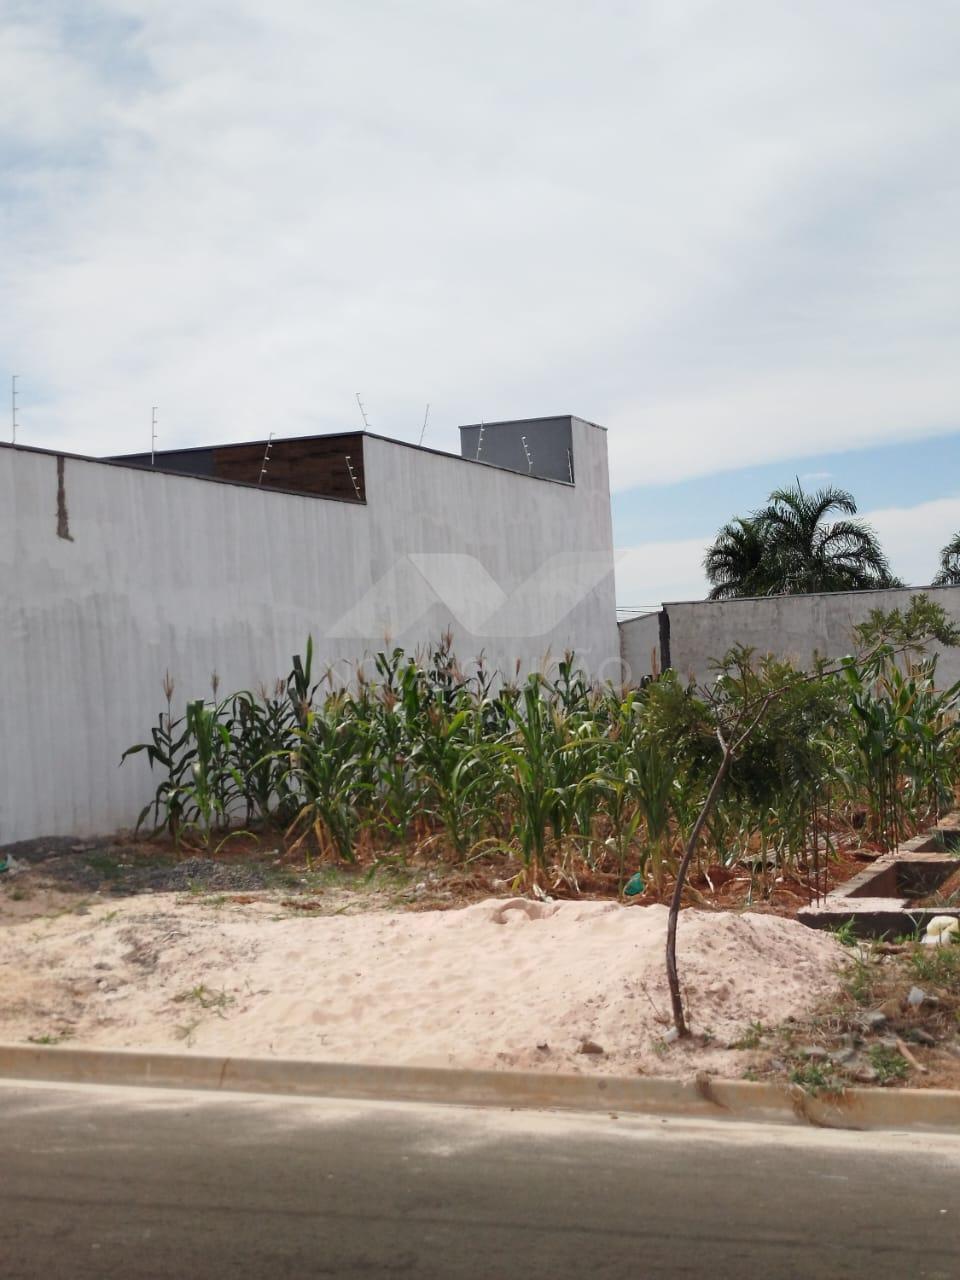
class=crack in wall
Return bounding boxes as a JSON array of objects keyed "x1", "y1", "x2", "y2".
[{"x1": 56, "y1": 456, "x2": 74, "y2": 541}]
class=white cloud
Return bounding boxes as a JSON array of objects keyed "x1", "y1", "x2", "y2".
[
  {"x1": 0, "y1": 1, "x2": 957, "y2": 478},
  {"x1": 606, "y1": 354, "x2": 960, "y2": 489},
  {"x1": 615, "y1": 537, "x2": 711, "y2": 608},
  {"x1": 867, "y1": 495, "x2": 960, "y2": 588}
]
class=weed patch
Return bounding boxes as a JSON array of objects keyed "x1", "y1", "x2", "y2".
[{"x1": 172, "y1": 985, "x2": 234, "y2": 1015}]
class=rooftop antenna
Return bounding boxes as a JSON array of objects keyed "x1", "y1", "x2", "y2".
[
  {"x1": 258, "y1": 431, "x2": 274, "y2": 485},
  {"x1": 475, "y1": 420, "x2": 485, "y2": 461},
  {"x1": 355, "y1": 392, "x2": 370, "y2": 431},
  {"x1": 11, "y1": 374, "x2": 18, "y2": 443},
  {"x1": 151, "y1": 406, "x2": 158, "y2": 466},
  {"x1": 345, "y1": 454, "x2": 362, "y2": 500},
  {"x1": 521, "y1": 434, "x2": 533, "y2": 473},
  {"x1": 418, "y1": 402, "x2": 430, "y2": 447}
]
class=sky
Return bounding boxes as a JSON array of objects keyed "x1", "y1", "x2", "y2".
[{"x1": 2, "y1": 1, "x2": 958, "y2": 604}]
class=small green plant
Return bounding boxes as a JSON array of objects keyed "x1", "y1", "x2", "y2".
[
  {"x1": 789, "y1": 1060, "x2": 842, "y2": 1095},
  {"x1": 894, "y1": 923, "x2": 925, "y2": 945},
  {"x1": 173, "y1": 984, "x2": 234, "y2": 1015},
  {"x1": 867, "y1": 1044, "x2": 909, "y2": 1085},
  {"x1": 831, "y1": 919, "x2": 859, "y2": 947},
  {"x1": 842, "y1": 951, "x2": 876, "y2": 1006},
  {"x1": 732, "y1": 1021, "x2": 766, "y2": 1049},
  {"x1": 909, "y1": 943, "x2": 960, "y2": 987},
  {"x1": 27, "y1": 1031, "x2": 73, "y2": 1046},
  {"x1": 85, "y1": 853, "x2": 122, "y2": 881}
]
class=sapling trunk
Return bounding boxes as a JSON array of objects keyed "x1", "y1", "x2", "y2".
[
  {"x1": 665, "y1": 691, "x2": 777, "y2": 1037},
  {"x1": 665, "y1": 736, "x2": 734, "y2": 1037}
]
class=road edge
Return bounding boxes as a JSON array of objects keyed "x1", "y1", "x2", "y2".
[{"x1": 1, "y1": 1042, "x2": 959, "y2": 1131}]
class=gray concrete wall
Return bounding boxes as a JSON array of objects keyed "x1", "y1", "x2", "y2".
[
  {"x1": 618, "y1": 612, "x2": 663, "y2": 686},
  {"x1": 1, "y1": 423, "x2": 617, "y2": 841},
  {"x1": 458, "y1": 416, "x2": 584, "y2": 483},
  {"x1": 619, "y1": 586, "x2": 960, "y2": 688}
]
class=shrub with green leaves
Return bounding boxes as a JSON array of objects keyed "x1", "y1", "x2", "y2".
[{"x1": 123, "y1": 598, "x2": 960, "y2": 889}]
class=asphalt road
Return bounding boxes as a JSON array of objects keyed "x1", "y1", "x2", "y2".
[{"x1": 2, "y1": 1080, "x2": 958, "y2": 1279}]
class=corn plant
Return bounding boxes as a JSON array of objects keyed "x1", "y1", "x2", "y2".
[
  {"x1": 279, "y1": 702, "x2": 370, "y2": 863},
  {"x1": 582, "y1": 696, "x2": 644, "y2": 890},
  {"x1": 632, "y1": 734, "x2": 676, "y2": 893},
  {"x1": 179, "y1": 698, "x2": 243, "y2": 842},
  {"x1": 122, "y1": 672, "x2": 194, "y2": 843},
  {"x1": 494, "y1": 676, "x2": 570, "y2": 883},
  {"x1": 230, "y1": 683, "x2": 298, "y2": 825},
  {"x1": 412, "y1": 702, "x2": 495, "y2": 856},
  {"x1": 121, "y1": 599, "x2": 960, "y2": 895}
]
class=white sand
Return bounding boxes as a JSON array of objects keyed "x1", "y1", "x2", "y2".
[{"x1": 0, "y1": 895, "x2": 845, "y2": 1077}]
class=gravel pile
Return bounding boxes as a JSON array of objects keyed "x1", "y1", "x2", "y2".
[{"x1": 129, "y1": 857, "x2": 268, "y2": 893}]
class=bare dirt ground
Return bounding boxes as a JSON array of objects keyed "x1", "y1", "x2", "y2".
[
  {"x1": 0, "y1": 856, "x2": 844, "y2": 1079},
  {"x1": 4, "y1": 835, "x2": 958, "y2": 1088}
]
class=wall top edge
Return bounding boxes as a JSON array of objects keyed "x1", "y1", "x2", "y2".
[
  {"x1": 654, "y1": 584, "x2": 958, "y2": 610},
  {"x1": 0, "y1": 426, "x2": 583, "y2": 499},
  {"x1": 458, "y1": 414, "x2": 606, "y2": 433}
]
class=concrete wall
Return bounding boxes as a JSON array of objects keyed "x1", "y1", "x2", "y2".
[
  {"x1": 1, "y1": 420, "x2": 617, "y2": 841},
  {"x1": 618, "y1": 586, "x2": 960, "y2": 687},
  {"x1": 458, "y1": 416, "x2": 580, "y2": 483},
  {"x1": 618, "y1": 612, "x2": 663, "y2": 686}
]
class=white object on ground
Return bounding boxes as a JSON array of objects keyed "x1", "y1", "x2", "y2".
[{"x1": 922, "y1": 916, "x2": 959, "y2": 947}]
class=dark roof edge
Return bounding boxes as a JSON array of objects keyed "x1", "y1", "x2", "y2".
[
  {"x1": 107, "y1": 430, "x2": 361, "y2": 461},
  {"x1": 0, "y1": 441, "x2": 366, "y2": 507}
]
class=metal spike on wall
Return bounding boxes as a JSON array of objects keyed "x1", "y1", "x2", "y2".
[
  {"x1": 151, "y1": 406, "x2": 158, "y2": 465},
  {"x1": 258, "y1": 432, "x2": 274, "y2": 485},
  {"x1": 521, "y1": 434, "x2": 533, "y2": 473},
  {"x1": 475, "y1": 421, "x2": 485, "y2": 461},
  {"x1": 11, "y1": 374, "x2": 18, "y2": 443},
  {"x1": 567, "y1": 448, "x2": 574, "y2": 484},
  {"x1": 355, "y1": 392, "x2": 370, "y2": 430},
  {"x1": 418, "y1": 402, "x2": 430, "y2": 447},
  {"x1": 345, "y1": 454, "x2": 362, "y2": 500}
]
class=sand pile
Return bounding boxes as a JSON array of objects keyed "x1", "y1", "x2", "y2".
[{"x1": 0, "y1": 895, "x2": 845, "y2": 1077}]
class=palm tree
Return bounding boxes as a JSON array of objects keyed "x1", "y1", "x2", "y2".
[
  {"x1": 703, "y1": 517, "x2": 772, "y2": 600},
  {"x1": 933, "y1": 533, "x2": 960, "y2": 586},
  {"x1": 761, "y1": 482, "x2": 894, "y2": 594},
  {"x1": 703, "y1": 481, "x2": 896, "y2": 599}
]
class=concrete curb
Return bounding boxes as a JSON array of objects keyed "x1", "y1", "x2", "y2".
[{"x1": 1, "y1": 1043, "x2": 959, "y2": 1132}]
